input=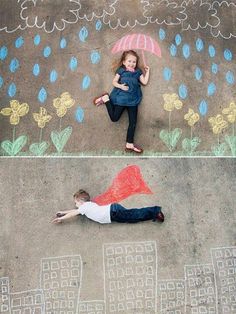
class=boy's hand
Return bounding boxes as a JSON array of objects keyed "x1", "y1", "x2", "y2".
[
  {"x1": 120, "y1": 83, "x2": 129, "y2": 91},
  {"x1": 56, "y1": 212, "x2": 66, "y2": 217},
  {"x1": 52, "y1": 217, "x2": 62, "y2": 224}
]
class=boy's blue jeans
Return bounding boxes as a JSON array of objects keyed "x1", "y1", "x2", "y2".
[{"x1": 110, "y1": 203, "x2": 161, "y2": 223}]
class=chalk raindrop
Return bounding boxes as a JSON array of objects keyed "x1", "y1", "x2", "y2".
[
  {"x1": 0, "y1": 76, "x2": 3, "y2": 88},
  {"x1": 50, "y1": 70, "x2": 58, "y2": 83},
  {"x1": 226, "y1": 71, "x2": 234, "y2": 85},
  {"x1": 15, "y1": 36, "x2": 24, "y2": 48},
  {"x1": 38, "y1": 87, "x2": 47, "y2": 103},
  {"x1": 211, "y1": 63, "x2": 218, "y2": 74},
  {"x1": 163, "y1": 67, "x2": 172, "y2": 81},
  {"x1": 90, "y1": 51, "x2": 101, "y2": 64},
  {"x1": 175, "y1": 34, "x2": 182, "y2": 46},
  {"x1": 69, "y1": 57, "x2": 78, "y2": 71},
  {"x1": 95, "y1": 20, "x2": 102, "y2": 31},
  {"x1": 75, "y1": 106, "x2": 84, "y2": 123},
  {"x1": 34, "y1": 34, "x2": 41, "y2": 46},
  {"x1": 9, "y1": 58, "x2": 20, "y2": 73},
  {"x1": 33, "y1": 64, "x2": 40, "y2": 76},
  {"x1": 60, "y1": 38, "x2": 67, "y2": 49},
  {"x1": 8, "y1": 83, "x2": 17, "y2": 97},
  {"x1": 169, "y1": 44, "x2": 177, "y2": 57},
  {"x1": 207, "y1": 82, "x2": 216, "y2": 96},
  {"x1": 0, "y1": 46, "x2": 8, "y2": 61},
  {"x1": 82, "y1": 75, "x2": 91, "y2": 90},
  {"x1": 195, "y1": 38, "x2": 204, "y2": 52},
  {"x1": 199, "y1": 100, "x2": 208, "y2": 116},
  {"x1": 159, "y1": 28, "x2": 166, "y2": 41},
  {"x1": 208, "y1": 45, "x2": 216, "y2": 58},
  {"x1": 79, "y1": 26, "x2": 89, "y2": 42},
  {"x1": 179, "y1": 84, "x2": 188, "y2": 99},
  {"x1": 43, "y1": 46, "x2": 51, "y2": 58},
  {"x1": 224, "y1": 49, "x2": 233, "y2": 61},
  {"x1": 195, "y1": 67, "x2": 202, "y2": 80},
  {"x1": 182, "y1": 44, "x2": 190, "y2": 59}
]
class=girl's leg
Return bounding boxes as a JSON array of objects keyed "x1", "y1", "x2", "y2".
[
  {"x1": 105, "y1": 100, "x2": 125, "y2": 122},
  {"x1": 125, "y1": 106, "x2": 143, "y2": 153}
]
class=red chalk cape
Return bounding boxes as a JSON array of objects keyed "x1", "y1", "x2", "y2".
[{"x1": 92, "y1": 165, "x2": 153, "y2": 205}]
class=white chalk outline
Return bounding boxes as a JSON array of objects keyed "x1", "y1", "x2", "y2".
[
  {"x1": 77, "y1": 299, "x2": 105, "y2": 313},
  {"x1": 102, "y1": 0, "x2": 149, "y2": 30},
  {"x1": 180, "y1": 0, "x2": 220, "y2": 32},
  {"x1": 20, "y1": 0, "x2": 80, "y2": 34},
  {"x1": 211, "y1": 246, "x2": 236, "y2": 314},
  {"x1": 77, "y1": 0, "x2": 116, "y2": 22},
  {"x1": 142, "y1": 0, "x2": 187, "y2": 26},
  {"x1": 10, "y1": 289, "x2": 45, "y2": 313},
  {"x1": 0, "y1": 277, "x2": 10, "y2": 313},
  {"x1": 0, "y1": 0, "x2": 27, "y2": 33},
  {"x1": 184, "y1": 263, "x2": 218, "y2": 314},
  {"x1": 103, "y1": 241, "x2": 157, "y2": 313},
  {"x1": 210, "y1": 1, "x2": 236, "y2": 39},
  {"x1": 39, "y1": 254, "x2": 83, "y2": 313}
]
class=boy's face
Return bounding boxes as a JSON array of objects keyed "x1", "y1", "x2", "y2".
[
  {"x1": 123, "y1": 54, "x2": 137, "y2": 69},
  {"x1": 74, "y1": 197, "x2": 82, "y2": 208}
]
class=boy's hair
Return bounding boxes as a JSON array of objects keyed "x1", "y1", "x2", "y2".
[
  {"x1": 111, "y1": 50, "x2": 144, "y2": 73},
  {"x1": 73, "y1": 189, "x2": 90, "y2": 202}
]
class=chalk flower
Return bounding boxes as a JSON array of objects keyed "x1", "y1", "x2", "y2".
[
  {"x1": 0, "y1": 100, "x2": 29, "y2": 125},
  {"x1": 53, "y1": 92, "x2": 75, "y2": 118},
  {"x1": 184, "y1": 109, "x2": 200, "y2": 127},
  {"x1": 163, "y1": 93, "x2": 183, "y2": 112},
  {"x1": 33, "y1": 107, "x2": 52, "y2": 128},
  {"x1": 222, "y1": 102, "x2": 236, "y2": 123},
  {"x1": 208, "y1": 114, "x2": 228, "y2": 134}
]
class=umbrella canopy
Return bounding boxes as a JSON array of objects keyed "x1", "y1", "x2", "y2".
[{"x1": 111, "y1": 33, "x2": 162, "y2": 60}]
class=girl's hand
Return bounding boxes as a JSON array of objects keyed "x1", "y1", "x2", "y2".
[
  {"x1": 52, "y1": 217, "x2": 62, "y2": 224},
  {"x1": 144, "y1": 66, "x2": 150, "y2": 72},
  {"x1": 120, "y1": 83, "x2": 129, "y2": 91}
]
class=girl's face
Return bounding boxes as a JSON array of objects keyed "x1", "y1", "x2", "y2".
[{"x1": 123, "y1": 54, "x2": 137, "y2": 69}]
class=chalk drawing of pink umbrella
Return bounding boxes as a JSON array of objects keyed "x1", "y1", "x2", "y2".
[{"x1": 111, "y1": 33, "x2": 162, "y2": 67}]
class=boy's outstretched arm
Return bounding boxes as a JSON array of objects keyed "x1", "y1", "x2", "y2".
[{"x1": 52, "y1": 209, "x2": 79, "y2": 224}]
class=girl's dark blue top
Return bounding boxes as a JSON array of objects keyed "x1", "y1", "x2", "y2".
[{"x1": 110, "y1": 67, "x2": 143, "y2": 106}]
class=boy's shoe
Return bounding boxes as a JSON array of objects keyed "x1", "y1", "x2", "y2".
[
  {"x1": 156, "y1": 211, "x2": 165, "y2": 222},
  {"x1": 93, "y1": 93, "x2": 109, "y2": 106}
]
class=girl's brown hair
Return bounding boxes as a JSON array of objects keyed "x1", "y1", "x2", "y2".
[
  {"x1": 73, "y1": 189, "x2": 90, "y2": 202},
  {"x1": 111, "y1": 50, "x2": 143, "y2": 73}
]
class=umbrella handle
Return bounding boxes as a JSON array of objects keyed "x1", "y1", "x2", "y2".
[{"x1": 141, "y1": 50, "x2": 146, "y2": 68}]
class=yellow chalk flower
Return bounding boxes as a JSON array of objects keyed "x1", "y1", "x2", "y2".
[
  {"x1": 163, "y1": 93, "x2": 183, "y2": 112},
  {"x1": 208, "y1": 114, "x2": 228, "y2": 134},
  {"x1": 53, "y1": 92, "x2": 75, "y2": 118},
  {"x1": 222, "y1": 101, "x2": 236, "y2": 123},
  {"x1": 0, "y1": 100, "x2": 29, "y2": 125},
  {"x1": 184, "y1": 109, "x2": 200, "y2": 127},
  {"x1": 33, "y1": 107, "x2": 52, "y2": 128}
]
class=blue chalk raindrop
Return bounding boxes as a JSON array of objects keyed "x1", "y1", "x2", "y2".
[
  {"x1": 95, "y1": 19, "x2": 102, "y2": 31},
  {"x1": 207, "y1": 82, "x2": 216, "y2": 96},
  {"x1": 211, "y1": 63, "x2": 218, "y2": 74},
  {"x1": 50, "y1": 70, "x2": 58, "y2": 83},
  {"x1": 169, "y1": 44, "x2": 177, "y2": 57},
  {"x1": 75, "y1": 106, "x2": 84, "y2": 123},
  {"x1": 69, "y1": 57, "x2": 78, "y2": 71},
  {"x1": 79, "y1": 26, "x2": 89, "y2": 42},
  {"x1": 0, "y1": 76, "x2": 3, "y2": 88},
  {"x1": 178, "y1": 84, "x2": 188, "y2": 99},
  {"x1": 60, "y1": 38, "x2": 67, "y2": 49},
  {"x1": 9, "y1": 58, "x2": 20, "y2": 73},
  {"x1": 195, "y1": 67, "x2": 202, "y2": 80},
  {"x1": 224, "y1": 49, "x2": 233, "y2": 61},
  {"x1": 163, "y1": 67, "x2": 172, "y2": 81},
  {"x1": 38, "y1": 87, "x2": 47, "y2": 103},
  {"x1": 34, "y1": 34, "x2": 41, "y2": 46},
  {"x1": 199, "y1": 100, "x2": 208, "y2": 116},
  {"x1": 175, "y1": 34, "x2": 182, "y2": 46},
  {"x1": 33, "y1": 64, "x2": 40, "y2": 76},
  {"x1": 226, "y1": 71, "x2": 234, "y2": 85},
  {"x1": 195, "y1": 38, "x2": 204, "y2": 52},
  {"x1": 8, "y1": 83, "x2": 16, "y2": 97},
  {"x1": 15, "y1": 36, "x2": 24, "y2": 48},
  {"x1": 0, "y1": 46, "x2": 8, "y2": 61},
  {"x1": 208, "y1": 45, "x2": 216, "y2": 58},
  {"x1": 159, "y1": 28, "x2": 166, "y2": 41},
  {"x1": 43, "y1": 46, "x2": 51, "y2": 58},
  {"x1": 182, "y1": 44, "x2": 190, "y2": 59},
  {"x1": 90, "y1": 51, "x2": 101, "y2": 64},
  {"x1": 82, "y1": 75, "x2": 91, "y2": 90}
]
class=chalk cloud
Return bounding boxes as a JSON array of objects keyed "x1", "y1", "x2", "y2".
[
  {"x1": 77, "y1": 0, "x2": 116, "y2": 21},
  {"x1": 0, "y1": 0, "x2": 27, "y2": 33},
  {"x1": 20, "y1": 0, "x2": 80, "y2": 33}
]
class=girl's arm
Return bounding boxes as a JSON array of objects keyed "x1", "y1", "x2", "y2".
[
  {"x1": 139, "y1": 66, "x2": 150, "y2": 85},
  {"x1": 52, "y1": 209, "x2": 79, "y2": 224},
  {"x1": 112, "y1": 73, "x2": 129, "y2": 91}
]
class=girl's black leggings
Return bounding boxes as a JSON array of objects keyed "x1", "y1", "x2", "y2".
[{"x1": 105, "y1": 101, "x2": 138, "y2": 143}]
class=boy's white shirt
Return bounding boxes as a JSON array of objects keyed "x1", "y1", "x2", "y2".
[{"x1": 77, "y1": 201, "x2": 111, "y2": 224}]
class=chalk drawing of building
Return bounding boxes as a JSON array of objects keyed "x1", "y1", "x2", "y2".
[
  {"x1": 0, "y1": 277, "x2": 11, "y2": 314},
  {"x1": 158, "y1": 279, "x2": 185, "y2": 313},
  {"x1": 40, "y1": 255, "x2": 82, "y2": 314},
  {"x1": 10, "y1": 289, "x2": 45, "y2": 314},
  {"x1": 103, "y1": 241, "x2": 157, "y2": 314},
  {"x1": 78, "y1": 300, "x2": 105, "y2": 314},
  {"x1": 211, "y1": 247, "x2": 236, "y2": 314},
  {"x1": 185, "y1": 264, "x2": 217, "y2": 314}
]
